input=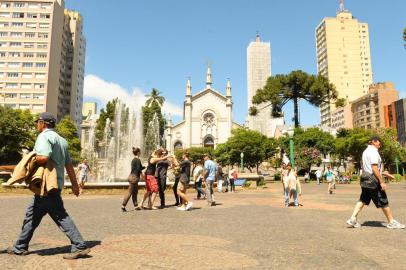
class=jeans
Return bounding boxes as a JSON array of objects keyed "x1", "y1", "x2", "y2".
[
  {"x1": 284, "y1": 187, "x2": 298, "y2": 206},
  {"x1": 206, "y1": 179, "x2": 215, "y2": 203},
  {"x1": 122, "y1": 181, "x2": 138, "y2": 207},
  {"x1": 173, "y1": 177, "x2": 180, "y2": 205},
  {"x1": 14, "y1": 192, "x2": 87, "y2": 253},
  {"x1": 195, "y1": 181, "x2": 205, "y2": 198},
  {"x1": 157, "y1": 176, "x2": 166, "y2": 207},
  {"x1": 217, "y1": 179, "x2": 223, "y2": 192},
  {"x1": 317, "y1": 177, "x2": 321, "y2": 185},
  {"x1": 229, "y1": 179, "x2": 235, "y2": 192}
]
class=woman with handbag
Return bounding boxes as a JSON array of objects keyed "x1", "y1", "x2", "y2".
[{"x1": 121, "y1": 147, "x2": 144, "y2": 212}]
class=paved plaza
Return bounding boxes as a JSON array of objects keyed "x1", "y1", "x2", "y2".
[{"x1": 0, "y1": 182, "x2": 405, "y2": 269}]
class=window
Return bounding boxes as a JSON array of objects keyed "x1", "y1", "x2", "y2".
[
  {"x1": 33, "y1": 94, "x2": 45, "y2": 100},
  {"x1": 21, "y1": 83, "x2": 31, "y2": 89},
  {"x1": 20, "y1": 93, "x2": 32, "y2": 99},
  {"x1": 25, "y1": 32, "x2": 35, "y2": 38},
  {"x1": 39, "y1": 23, "x2": 49, "y2": 29},
  {"x1": 9, "y1": 52, "x2": 21, "y2": 57},
  {"x1": 5, "y1": 104, "x2": 17, "y2": 109},
  {"x1": 36, "y1": 63, "x2": 46, "y2": 68},
  {"x1": 7, "y1": 73, "x2": 19, "y2": 78},
  {"x1": 28, "y1": 3, "x2": 40, "y2": 9},
  {"x1": 5, "y1": 93, "x2": 17, "y2": 99},
  {"x1": 23, "y1": 52, "x2": 34, "y2": 58},
  {"x1": 0, "y1": 22, "x2": 9, "y2": 27},
  {"x1": 40, "y1": 14, "x2": 51, "y2": 19},
  {"x1": 34, "y1": 83, "x2": 45, "y2": 89},
  {"x1": 37, "y1": 43, "x2": 47, "y2": 49},
  {"x1": 10, "y1": 42, "x2": 22, "y2": 47},
  {"x1": 0, "y1": 72, "x2": 4, "y2": 77},
  {"x1": 22, "y1": 73, "x2": 32, "y2": 78},
  {"x1": 6, "y1": 83, "x2": 18, "y2": 89},
  {"x1": 8, "y1": 62, "x2": 20, "y2": 68},
  {"x1": 35, "y1": 73, "x2": 46, "y2": 79},
  {"x1": 12, "y1": 13, "x2": 24, "y2": 18},
  {"x1": 0, "y1": 41, "x2": 6, "y2": 47},
  {"x1": 26, "y1": 22, "x2": 36, "y2": 29},
  {"x1": 0, "y1": 31, "x2": 7, "y2": 37},
  {"x1": 1, "y1": 3, "x2": 11, "y2": 8},
  {"x1": 0, "y1": 62, "x2": 5, "y2": 67},
  {"x1": 37, "y1": 53, "x2": 47, "y2": 58},
  {"x1": 32, "y1": 104, "x2": 44, "y2": 110},
  {"x1": 14, "y1": 3, "x2": 25, "y2": 8},
  {"x1": 22, "y1": 62, "x2": 33, "y2": 68},
  {"x1": 27, "y1": 13, "x2": 38, "y2": 19},
  {"x1": 11, "y1": 22, "x2": 24, "y2": 28},
  {"x1": 19, "y1": 104, "x2": 30, "y2": 109},
  {"x1": 0, "y1": 12, "x2": 11, "y2": 18},
  {"x1": 10, "y1": 32, "x2": 22, "y2": 37},
  {"x1": 38, "y1": 33, "x2": 48, "y2": 39},
  {"x1": 40, "y1": 3, "x2": 52, "y2": 9},
  {"x1": 0, "y1": 52, "x2": 5, "y2": 57}
]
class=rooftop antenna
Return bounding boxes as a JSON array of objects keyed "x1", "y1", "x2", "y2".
[{"x1": 339, "y1": 0, "x2": 345, "y2": 12}]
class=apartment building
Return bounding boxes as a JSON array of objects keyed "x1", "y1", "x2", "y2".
[
  {"x1": 352, "y1": 82, "x2": 398, "y2": 129},
  {"x1": 316, "y1": 3, "x2": 373, "y2": 127},
  {"x1": 385, "y1": 98, "x2": 406, "y2": 146},
  {"x1": 0, "y1": 0, "x2": 85, "y2": 129}
]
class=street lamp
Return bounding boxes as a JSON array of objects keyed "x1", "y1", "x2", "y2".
[
  {"x1": 287, "y1": 127, "x2": 295, "y2": 169},
  {"x1": 240, "y1": 152, "x2": 244, "y2": 172}
]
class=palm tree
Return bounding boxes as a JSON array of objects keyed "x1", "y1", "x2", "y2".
[
  {"x1": 250, "y1": 70, "x2": 341, "y2": 128},
  {"x1": 145, "y1": 88, "x2": 165, "y2": 108}
]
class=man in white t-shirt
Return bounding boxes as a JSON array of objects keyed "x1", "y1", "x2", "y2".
[{"x1": 346, "y1": 136, "x2": 405, "y2": 229}]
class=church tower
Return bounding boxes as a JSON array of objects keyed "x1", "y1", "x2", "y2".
[
  {"x1": 184, "y1": 78, "x2": 192, "y2": 147},
  {"x1": 226, "y1": 79, "x2": 233, "y2": 133}
]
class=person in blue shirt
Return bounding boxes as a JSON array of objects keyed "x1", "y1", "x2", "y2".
[
  {"x1": 7, "y1": 112, "x2": 90, "y2": 260},
  {"x1": 203, "y1": 153, "x2": 217, "y2": 206}
]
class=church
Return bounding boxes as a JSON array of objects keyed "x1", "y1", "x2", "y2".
[{"x1": 165, "y1": 66, "x2": 243, "y2": 153}]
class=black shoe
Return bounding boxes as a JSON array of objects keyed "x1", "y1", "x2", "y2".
[
  {"x1": 63, "y1": 248, "x2": 91, "y2": 260},
  {"x1": 6, "y1": 247, "x2": 28, "y2": 256},
  {"x1": 121, "y1": 206, "x2": 127, "y2": 212}
]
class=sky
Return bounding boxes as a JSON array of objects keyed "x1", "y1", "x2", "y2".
[{"x1": 65, "y1": 0, "x2": 406, "y2": 126}]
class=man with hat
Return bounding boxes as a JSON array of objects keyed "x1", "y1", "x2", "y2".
[
  {"x1": 7, "y1": 112, "x2": 90, "y2": 259},
  {"x1": 346, "y1": 136, "x2": 405, "y2": 229}
]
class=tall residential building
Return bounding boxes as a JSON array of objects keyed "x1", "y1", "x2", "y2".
[
  {"x1": 385, "y1": 98, "x2": 406, "y2": 146},
  {"x1": 316, "y1": 1, "x2": 373, "y2": 127},
  {"x1": 246, "y1": 33, "x2": 277, "y2": 136},
  {"x1": 351, "y1": 82, "x2": 398, "y2": 130},
  {"x1": 0, "y1": 0, "x2": 86, "y2": 129}
]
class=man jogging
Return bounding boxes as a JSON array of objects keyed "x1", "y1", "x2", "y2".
[
  {"x1": 7, "y1": 112, "x2": 90, "y2": 259},
  {"x1": 346, "y1": 136, "x2": 405, "y2": 229}
]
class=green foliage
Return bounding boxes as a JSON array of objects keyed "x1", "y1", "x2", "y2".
[
  {"x1": 335, "y1": 98, "x2": 346, "y2": 107},
  {"x1": 96, "y1": 98, "x2": 118, "y2": 141},
  {"x1": 174, "y1": 147, "x2": 214, "y2": 163},
  {"x1": 214, "y1": 129, "x2": 278, "y2": 172},
  {"x1": 55, "y1": 116, "x2": 81, "y2": 164},
  {"x1": 258, "y1": 178, "x2": 267, "y2": 186},
  {"x1": 404, "y1": 28, "x2": 406, "y2": 48},
  {"x1": 393, "y1": 174, "x2": 403, "y2": 182},
  {"x1": 252, "y1": 70, "x2": 338, "y2": 127},
  {"x1": 142, "y1": 89, "x2": 167, "y2": 145},
  {"x1": 0, "y1": 107, "x2": 36, "y2": 164},
  {"x1": 376, "y1": 128, "x2": 406, "y2": 170},
  {"x1": 273, "y1": 172, "x2": 281, "y2": 181}
]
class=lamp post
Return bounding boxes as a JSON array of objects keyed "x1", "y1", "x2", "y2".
[
  {"x1": 287, "y1": 127, "x2": 295, "y2": 169},
  {"x1": 240, "y1": 152, "x2": 244, "y2": 172},
  {"x1": 395, "y1": 157, "x2": 400, "y2": 175}
]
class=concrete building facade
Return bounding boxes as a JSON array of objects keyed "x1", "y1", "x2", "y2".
[
  {"x1": 330, "y1": 104, "x2": 353, "y2": 129},
  {"x1": 316, "y1": 3, "x2": 373, "y2": 127},
  {"x1": 82, "y1": 101, "x2": 97, "y2": 118},
  {"x1": 0, "y1": 0, "x2": 85, "y2": 128},
  {"x1": 352, "y1": 82, "x2": 398, "y2": 129},
  {"x1": 385, "y1": 98, "x2": 406, "y2": 146}
]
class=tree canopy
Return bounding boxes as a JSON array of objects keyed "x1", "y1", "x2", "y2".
[
  {"x1": 142, "y1": 89, "x2": 167, "y2": 146},
  {"x1": 175, "y1": 147, "x2": 214, "y2": 163},
  {"x1": 96, "y1": 98, "x2": 118, "y2": 141},
  {"x1": 251, "y1": 70, "x2": 341, "y2": 127},
  {"x1": 55, "y1": 116, "x2": 81, "y2": 164},
  {"x1": 0, "y1": 107, "x2": 36, "y2": 164},
  {"x1": 214, "y1": 128, "x2": 278, "y2": 172}
]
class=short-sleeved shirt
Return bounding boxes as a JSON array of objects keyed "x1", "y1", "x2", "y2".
[
  {"x1": 204, "y1": 159, "x2": 217, "y2": 181},
  {"x1": 179, "y1": 160, "x2": 191, "y2": 183},
  {"x1": 362, "y1": 145, "x2": 382, "y2": 174},
  {"x1": 34, "y1": 129, "x2": 71, "y2": 189},
  {"x1": 78, "y1": 163, "x2": 90, "y2": 177},
  {"x1": 193, "y1": 165, "x2": 203, "y2": 182}
]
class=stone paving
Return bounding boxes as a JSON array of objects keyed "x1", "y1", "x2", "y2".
[{"x1": 0, "y1": 182, "x2": 406, "y2": 269}]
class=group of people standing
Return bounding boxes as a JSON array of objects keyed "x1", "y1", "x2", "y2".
[{"x1": 120, "y1": 148, "x2": 236, "y2": 212}]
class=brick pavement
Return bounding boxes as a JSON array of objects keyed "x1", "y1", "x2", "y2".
[{"x1": 0, "y1": 182, "x2": 405, "y2": 269}]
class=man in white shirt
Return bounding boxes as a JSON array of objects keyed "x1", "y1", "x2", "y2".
[{"x1": 346, "y1": 136, "x2": 405, "y2": 229}]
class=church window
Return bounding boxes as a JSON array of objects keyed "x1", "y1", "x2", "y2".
[{"x1": 203, "y1": 136, "x2": 214, "y2": 149}]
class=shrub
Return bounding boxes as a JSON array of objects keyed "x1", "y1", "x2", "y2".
[
  {"x1": 351, "y1": 175, "x2": 359, "y2": 182},
  {"x1": 243, "y1": 181, "x2": 251, "y2": 188},
  {"x1": 274, "y1": 173, "x2": 281, "y2": 181},
  {"x1": 393, "y1": 174, "x2": 403, "y2": 182},
  {"x1": 258, "y1": 178, "x2": 266, "y2": 187}
]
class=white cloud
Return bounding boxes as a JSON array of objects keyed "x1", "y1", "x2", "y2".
[{"x1": 83, "y1": 74, "x2": 182, "y2": 117}]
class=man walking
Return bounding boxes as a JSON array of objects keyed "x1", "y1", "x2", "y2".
[
  {"x1": 156, "y1": 149, "x2": 170, "y2": 209},
  {"x1": 7, "y1": 112, "x2": 90, "y2": 259},
  {"x1": 346, "y1": 136, "x2": 405, "y2": 229},
  {"x1": 203, "y1": 154, "x2": 217, "y2": 206}
]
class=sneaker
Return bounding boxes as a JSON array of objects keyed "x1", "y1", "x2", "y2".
[
  {"x1": 121, "y1": 206, "x2": 127, "y2": 212},
  {"x1": 387, "y1": 220, "x2": 406, "y2": 229},
  {"x1": 6, "y1": 247, "x2": 28, "y2": 256},
  {"x1": 134, "y1": 205, "x2": 144, "y2": 211},
  {"x1": 176, "y1": 205, "x2": 186, "y2": 211},
  {"x1": 185, "y1": 202, "x2": 193, "y2": 210},
  {"x1": 63, "y1": 248, "x2": 91, "y2": 260},
  {"x1": 346, "y1": 217, "x2": 361, "y2": 228}
]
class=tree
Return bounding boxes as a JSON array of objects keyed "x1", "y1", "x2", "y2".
[
  {"x1": 142, "y1": 89, "x2": 167, "y2": 145},
  {"x1": 214, "y1": 129, "x2": 278, "y2": 172},
  {"x1": 376, "y1": 128, "x2": 406, "y2": 170},
  {"x1": 0, "y1": 107, "x2": 36, "y2": 164},
  {"x1": 403, "y1": 28, "x2": 406, "y2": 48},
  {"x1": 250, "y1": 70, "x2": 341, "y2": 127},
  {"x1": 96, "y1": 98, "x2": 118, "y2": 141},
  {"x1": 55, "y1": 116, "x2": 81, "y2": 164},
  {"x1": 175, "y1": 147, "x2": 214, "y2": 163}
]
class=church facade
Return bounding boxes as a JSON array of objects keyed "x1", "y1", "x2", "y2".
[{"x1": 165, "y1": 67, "x2": 243, "y2": 153}]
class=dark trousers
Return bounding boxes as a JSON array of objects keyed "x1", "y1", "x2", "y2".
[
  {"x1": 195, "y1": 181, "x2": 206, "y2": 198},
  {"x1": 230, "y1": 179, "x2": 235, "y2": 192},
  {"x1": 173, "y1": 177, "x2": 181, "y2": 205},
  {"x1": 157, "y1": 176, "x2": 166, "y2": 207},
  {"x1": 122, "y1": 181, "x2": 138, "y2": 207},
  {"x1": 14, "y1": 192, "x2": 87, "y2": 253}
]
